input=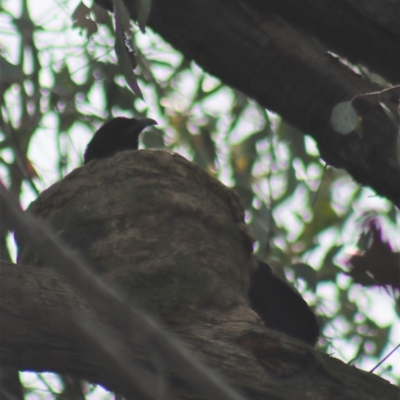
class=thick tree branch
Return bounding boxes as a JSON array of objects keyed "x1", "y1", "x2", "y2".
[
  {"x1": 0, "y1": 260, "x2": 397, "y2": 400},
  {"x1": 97, "y1": 0, "x2": 400, "y2": 206},
  {"x1": 0, "y1": 156, "x2": 248, "y2": 400},
  {"x1": 0, "y1": 150, "x2": 398, "y2": 399}
]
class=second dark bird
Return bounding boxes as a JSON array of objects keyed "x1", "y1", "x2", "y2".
[
  {"x1": 84, "y1": 117, "x2": 157, "y2": 164},
  {"x1": 248, "y1": 260, "x2": 319, "y2": 346}
]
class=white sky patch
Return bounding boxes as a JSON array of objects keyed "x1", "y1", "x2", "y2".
[
  {"x1": 66, "y1": 120, "x2": 94, "y2": 166},
  {"x1": 229, "y1": 103, "x2": 265, "y2": 143},
  {"x1": 302, "y1": 226, "x2": 339, "y2": 270},
  {"x1": 317, "y1": 281, "x2": 340, "y2": 317},
  {"x1": 201, "y1": 86, "x2": 234, "y2": 115},
  {"x1": 27, "y1": 112, "x2": 60, "y2": 188},
  {"x1": 355, "y1": 187, "x2": 392, "y2": 213},
  {"x1": 273, "y1": 184, "x2": 310, "y2": 241},
  {"x1": 304, "y1": 135, "x2": 320, "y2": 156},
  {"x1": 22, "y1": 372, "x2": 63, "y2": 398},
  {"x1": 349, "y1": 285, "x2": 397, "y2": 327},
  {"x1": 87, "y1": 81, "x2": 107, "y2": 112}
]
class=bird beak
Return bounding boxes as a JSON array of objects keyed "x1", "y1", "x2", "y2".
[{"x1": 134, "y1": 118, "x2": 158, "y2": 132}]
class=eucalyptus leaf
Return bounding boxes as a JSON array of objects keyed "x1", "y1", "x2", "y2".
[
  {"x1": 137, "y1": 0, "x2": 152, "y2": 33},
  {"x1": 113, "y1": 0, "x2": 143, "y2": 98}
]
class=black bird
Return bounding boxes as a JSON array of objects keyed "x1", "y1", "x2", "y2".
[
  {"x1": 248, "y1": 260, "x2": 320, "y2": 346},
  {"x1": 84, "y1": 117, "x2": 157, "y2": 164}
]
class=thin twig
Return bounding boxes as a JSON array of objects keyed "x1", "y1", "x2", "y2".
[
  {"x1": 311, "y1": 162, "x2": 328, "y2": 208},
  {"x1": 370, "y1": 343, "x2": 400, "y2": 373},
  {"x1": 350, "y1": 84, "x2": 400, "y2": 103}
]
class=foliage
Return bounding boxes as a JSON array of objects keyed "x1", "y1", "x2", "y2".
[{"x1": 0, "y1": 0, "x2": 399, "y2": 397}]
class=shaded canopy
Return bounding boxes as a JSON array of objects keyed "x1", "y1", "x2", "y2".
[{"x1": 97, "y1": 0, "x2": 400, "y2": 207}]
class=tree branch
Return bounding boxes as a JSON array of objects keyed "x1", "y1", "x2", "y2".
[
  {"x1": 0, "y1": 150, "x2": 398, "y2": 399},
  {"x1": 96, "y1": 0, "x2": 400, "y2": 206}
]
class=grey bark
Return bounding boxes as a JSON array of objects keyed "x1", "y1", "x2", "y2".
[{"x1": 0, "y1": 150, "x2": 398, "y2": 399}]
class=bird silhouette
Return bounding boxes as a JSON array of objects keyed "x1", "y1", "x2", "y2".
[
  {"x1": 84, "y1": 117, "x2": 157, "y2": 164},
  {"x1": 248, "y1": 260, "x2": 319, "y2": 345}
]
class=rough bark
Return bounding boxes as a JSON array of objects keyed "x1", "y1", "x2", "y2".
[
  {"x1": 17, "y1": 150, "x2": 254, "y2": 322},
  {"x1": 96, "y1": 0, "x2": 400, "y2": 207},
  {"x1": 1, "y1": 150, "x2": 398, "y2": 399},
  {"x1": 1, "y1": 261, "x2": 397, "y2": 400}
]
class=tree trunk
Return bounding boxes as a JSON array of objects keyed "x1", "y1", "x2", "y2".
[{"x1": 1, "y1": 150, "x2": 398, "y2": 399}]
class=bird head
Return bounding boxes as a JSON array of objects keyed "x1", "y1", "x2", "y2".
[{"x1": 84, "y1": 117, "x2": 157, "y2": 164}]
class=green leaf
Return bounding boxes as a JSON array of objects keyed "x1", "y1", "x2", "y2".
[
  {"x1": 137, "y1": 0, "x2": 152, "y2": 33},
  {"x1": 113, "y1": 0, "x2": 143, "y2": 98},
  {"x1": 72, "y1": 1, "x2": 98, "y2": 37},
  {"x1": 291, "y1": 263, "x2": 317, "y2": 291},
  {"x1": 0, "y1": 55, "x2": 24, "y2": 85}
]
